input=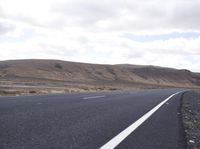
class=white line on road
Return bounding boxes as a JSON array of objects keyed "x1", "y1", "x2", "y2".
[
  {"x1": 83, "y1": 95, "x2": 105, "y2": 99},
  {"x1": 100, "y1": 91, "x2": 184, "y2": 149}
]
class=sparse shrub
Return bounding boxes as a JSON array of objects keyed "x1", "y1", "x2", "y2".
[
  {"x1": 29, "y1": 90, "x2": 36, "y2": 94},
  {"x1": 0, "y1": 89, "x2": 19, "y2": 95},
  {"x1": 109, "y1": 88, "x2": 118, "y2": 91},
  {"x1": 55, "y1": 63, "x2": 63, "y2": 69}
]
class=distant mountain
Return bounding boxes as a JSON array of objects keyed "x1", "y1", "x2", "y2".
[{"x1": 0, "y1": 59, "x2": 200, "y2": 91}]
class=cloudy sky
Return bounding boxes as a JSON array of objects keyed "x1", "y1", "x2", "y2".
[{"x1": 0, "y1": 0, "x2": 200, "y2": 72}]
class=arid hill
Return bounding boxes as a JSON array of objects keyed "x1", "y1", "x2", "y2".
[{"x1": 0, "y1": 59, "x2": 200, "y2": 94}]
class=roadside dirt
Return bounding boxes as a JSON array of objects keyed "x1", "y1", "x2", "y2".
[{"x1": 182, "y1": 90, "x2": 200, "y2": 149}]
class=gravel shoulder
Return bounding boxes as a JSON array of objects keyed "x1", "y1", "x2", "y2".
[{"x1": 181, "y1": 90, "x2": 200, "y2": 149}]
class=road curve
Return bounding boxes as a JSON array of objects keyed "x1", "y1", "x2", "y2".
[{"x1": 0, "y1": 89, "x2": 186, "y2": 149}]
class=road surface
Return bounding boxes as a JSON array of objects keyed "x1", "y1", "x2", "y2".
[{"x1": 0, "y1": 89, "x2": 187, "y2": 149}]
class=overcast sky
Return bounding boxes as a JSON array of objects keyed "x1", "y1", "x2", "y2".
[{"x1": 0, "y1": 0, "x2": 200, "y2": 72}]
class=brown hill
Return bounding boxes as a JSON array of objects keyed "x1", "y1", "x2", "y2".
[{"x1": 0, "y1": 59, "x2": 200, "y2": 93}]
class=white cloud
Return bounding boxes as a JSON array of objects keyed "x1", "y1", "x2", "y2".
[{"x1": 0, "y1": 0, "x2": 200, "y2": 72}]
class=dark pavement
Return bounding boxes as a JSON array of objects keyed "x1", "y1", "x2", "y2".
[{"x1": 0, "y1": 89, "x2": 186, "y2": 149}]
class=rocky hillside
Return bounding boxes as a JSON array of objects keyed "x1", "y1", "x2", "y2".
[{"x1": 0, "y1": 59, "x2": 200, "y2": 89}]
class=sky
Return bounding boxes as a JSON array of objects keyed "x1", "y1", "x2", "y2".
[{"x1": 0, "y1": 0, "x2": 200, "y2": 72}]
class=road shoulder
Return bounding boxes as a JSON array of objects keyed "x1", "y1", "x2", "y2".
[{"x1": 181, "y1": 90, "x2": 200, "y2": 149}]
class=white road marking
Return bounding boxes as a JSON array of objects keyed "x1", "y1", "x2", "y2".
[
  {"x1": 100, "y1": 91, "x2": 184, "y2": 149},
  {"x1": 83, "y1": 95, "x2": 105, "y2": 99}
]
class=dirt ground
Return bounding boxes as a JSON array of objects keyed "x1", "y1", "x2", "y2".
[{"x1": 182, "y1": 90, "x2": 200, "y2": 149}]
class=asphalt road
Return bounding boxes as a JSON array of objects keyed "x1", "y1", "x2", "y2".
[{"x1": 0, "y1": 89, "x2": 187, "y2": 149}]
